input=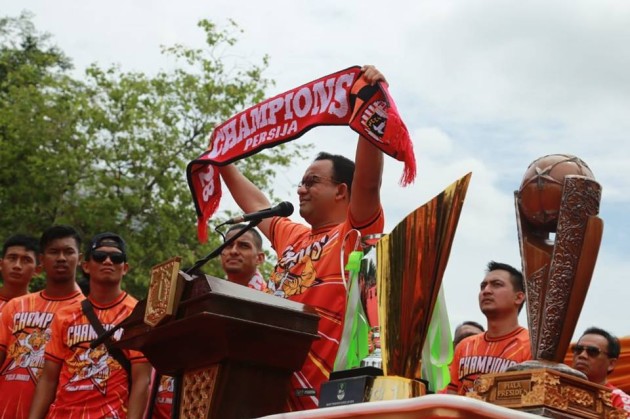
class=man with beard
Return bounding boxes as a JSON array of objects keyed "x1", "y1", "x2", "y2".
[
  {"x1": 0, "y1": 225, "x2": 84, "y2": 418},
  {"x1": 221, "y1": 224, "x2": 267, "y2": 291},
  {"x1": 151, "y1": 225, "x2": 268, "y2": 418},
  {"x1": 446, "y1": 261, "x2": 531, "y2": 395}
]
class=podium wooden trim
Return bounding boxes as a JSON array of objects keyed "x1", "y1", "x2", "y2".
[{"x1": 113, "y1": 274, "x2": 320, "y2": 418}]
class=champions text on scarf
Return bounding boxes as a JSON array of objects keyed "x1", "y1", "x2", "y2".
[{"x1": 187, "y1": 66, "x2": 416, "y2": 242}]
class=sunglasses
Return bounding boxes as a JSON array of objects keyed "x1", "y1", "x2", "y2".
[
  {"x1": 90, "y1": 250, "x2": 126, "y2": 264},
  {"x1": 298, "y1": 175, "x2": 341, "y2": 189},
  {"x1": 571, "y1": 344, "x2": 608, "y2": 358}
]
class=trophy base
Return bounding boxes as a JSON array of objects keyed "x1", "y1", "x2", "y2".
[
  {"x1": 319, "y1": 367, "x2": 426, "y2": 408},
  {"x1": 467, "y1": 367, "x2": 625, "y2": 419}
]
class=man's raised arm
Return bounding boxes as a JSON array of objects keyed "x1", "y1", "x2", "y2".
[
  {"x1": 349, "y1": 65, "x2": 385, "y2": 224},
  {"x1": 219, "y1": 164, "x2": 273, "y2": 238}
]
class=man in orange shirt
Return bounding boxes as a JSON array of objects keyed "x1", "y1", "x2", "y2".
[
  {"x1": 0, "y1": 235, "x2": 41, "y2": 310},
  {"x1": 0, "y1": 225, "x2": 85, "y2": 419},
  {"x1": 572, "y1": 327, "x2": 630, "y2": 415},
  {"x1": 29, "y1": 232, "x2": 151, "y2": 419},
  {"x1": 446, "y1": 261, "x2": 531, "y2": 395},
  {"x1": 219, "y1": 65, "x2": 387, "y2": 410}
]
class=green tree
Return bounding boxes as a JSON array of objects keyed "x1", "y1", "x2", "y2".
[{"x1": 0, "y1": 14, "x2": 308, "y2": 297}]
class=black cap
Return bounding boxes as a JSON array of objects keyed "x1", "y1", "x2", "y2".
[{"x1": 85, "y1": 232, "x2": 126, "y2": 260}]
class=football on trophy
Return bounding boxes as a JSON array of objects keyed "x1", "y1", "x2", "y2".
[{"x1": 517, "y1": 154, "x2": 595, "y2": 232}]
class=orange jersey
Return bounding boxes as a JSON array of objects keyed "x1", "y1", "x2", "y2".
[
  {"x1": 0, "y1": 290, "x2": 84, "y2": 419},
  {"x1": 268, "y1": 209, "x2": 384, "y2": 411},
  {"x1": 0, "y1": 296, "x2": 9, "y2": 312},
  {"x1": 447, "y1": 326, "x2": 531, "y2": 395},
  {"x1": 44, "y1": 292, "x2": 147, "y2": 418},
  {"x1": 151, "y1": 374, "x2": 175, "y2": 419}
]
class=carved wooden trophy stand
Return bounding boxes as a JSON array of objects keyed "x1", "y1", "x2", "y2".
[{"x1": 469, "y1": 154, "x2": 625, "y2": 418}]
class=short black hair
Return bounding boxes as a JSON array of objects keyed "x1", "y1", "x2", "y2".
[
  {"x1": 453, "y1": 321, "x2": 485, "y2": 347},
  {"x1": 226, "y1": 224, "x2": 263, "y2": 251},
  {"x1": 486, "y1": 261, "x2": 525, "y2": 313},
  {"x1": 2, "y1": 234, "x2": 39, "y2": 258},
  {"x1": 40, "y1": 225, "x2": 81, "y2": 253},
  {"x1": 314, "y1": 152, "x2": 355, "y2": 197},
  {"x1": 581, "y1": 327, "x2": 621, "y2": 359},
  {"x1": 487, "y1": 261, "x2": 524, "y2": 292},
  {"x1": 459, "y1": 320, "x2": 485, "y2": 332}
]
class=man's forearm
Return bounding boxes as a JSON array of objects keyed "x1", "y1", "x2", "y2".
[
  {"x1": 219, "y1": 164, "x2": 274, "y2": 237},
  {"x1": 350, "y1": 138, "x2": 384, "y2": 224},
  {"x1": 28, "y1": 376, "x2": 58, "y2": 419},
  {"x1": 128, "y1": 363, "x2": 152, "y2": 419}
]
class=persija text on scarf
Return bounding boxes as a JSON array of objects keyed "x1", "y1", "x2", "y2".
[{"x1": 187, "y1": 66, "x2": 417, "y2": 242}]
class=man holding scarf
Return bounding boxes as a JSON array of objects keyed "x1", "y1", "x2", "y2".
[{"x1": 219, "y1": 65, "x2": 387, "y2": 410}]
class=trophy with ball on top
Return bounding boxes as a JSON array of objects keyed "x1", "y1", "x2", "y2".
[{"x1": 469, "y1": 154, "x2": 625, "y2": 419}]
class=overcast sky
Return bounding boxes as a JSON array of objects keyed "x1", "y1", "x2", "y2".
[{"x1": 4, "y1": 0, "x2": 629, "y2": 341}]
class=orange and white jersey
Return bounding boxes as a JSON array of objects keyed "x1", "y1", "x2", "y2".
[
  {"x1": 0, "y1": 290, "x2": 84, "y2": 419},
  {"x1": 268, "y1": 208, "x2": 384, "y2": 411},
  {"x1": 447, "y1": 327, "x2": 531, "y2": 395},
  {"x1": 44, "y1": 292, "x2": 147, "y2": 418}
]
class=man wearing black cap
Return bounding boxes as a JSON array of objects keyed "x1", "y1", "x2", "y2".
[{"x1": 29, "y1": 232, "x2": 151, "y2": 419}]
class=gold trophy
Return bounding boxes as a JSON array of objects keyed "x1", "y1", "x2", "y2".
[
  {"x1": 471, "y1": 155, "x2": 625, "y2": 418},
  {"x1": 373, "y1": 173, "x2": 471, "y2": 399},
  {"x1": 320, "y1": 173, "x2": 472, "y2": 406}
]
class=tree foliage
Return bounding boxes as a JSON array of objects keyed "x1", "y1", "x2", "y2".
[{"x1": 0, "y1": 13, "x2": 308, "y2": 297}]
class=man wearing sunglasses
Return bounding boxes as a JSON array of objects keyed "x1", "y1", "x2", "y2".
[
  {"x1": 0, "y1": 225, "x2": 85, "y2": 419},
  {"x1": 220, "y1": 66, "x2": 386, "y2": 410},
  {"x1": 571, "y1": 327, "x2": 630, "y2": 414},
  {"x1": 29, "y1": 232, "x2": 151, "y2": 419}
]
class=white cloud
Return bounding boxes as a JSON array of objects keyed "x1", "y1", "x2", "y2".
[{"x1": 4, "y1": 0, "x2": 629, "y2": 340}]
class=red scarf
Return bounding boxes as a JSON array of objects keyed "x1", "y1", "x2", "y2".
[{"x1": 187, "y1": 66, "x2": 416, "y2": 242}]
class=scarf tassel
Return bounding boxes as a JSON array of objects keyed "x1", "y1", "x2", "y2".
[{"x1": 384, "y1": 100, "x2": 416, "y2": 186}]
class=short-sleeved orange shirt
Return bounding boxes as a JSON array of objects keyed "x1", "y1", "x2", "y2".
[
  {"x1": 44, "y1": 292, "x2": 147, "y2": 418},
  {"x1": 0, "y1": 290, "x2": 84, "y2": 419},
  {"x1": 268, "y1": 208, "x2": 384, "y2": 410},
  {"x1": 447, "y1": 326, "x2": 531, "y2": 395}
]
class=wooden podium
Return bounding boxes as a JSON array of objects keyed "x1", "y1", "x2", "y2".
[{"x1": 113, "y1": 271, "x2": 320, "y2": 419}]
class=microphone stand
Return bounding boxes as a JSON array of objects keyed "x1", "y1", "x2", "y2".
[
  {"x1": 90, "y1": 218, "x2": 265, "y2": 418},
  {"x1": 163, "y1": 218, "x2": 264, "y2": 419},
  {"x1": 90, "y1": 218, "x2": 262, "y2": 349}
]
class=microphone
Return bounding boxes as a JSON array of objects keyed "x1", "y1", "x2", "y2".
[{"x1": 225, "y1": 201, "x2": 294, "y2": 225}]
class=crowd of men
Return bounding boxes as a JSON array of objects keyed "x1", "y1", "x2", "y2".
[
  {"x1": 1, "y1": 65, "x2": 628, "y2": 417},
  {"x1": 0, "y1": 223, "x2": 268, "y2": 418}
]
